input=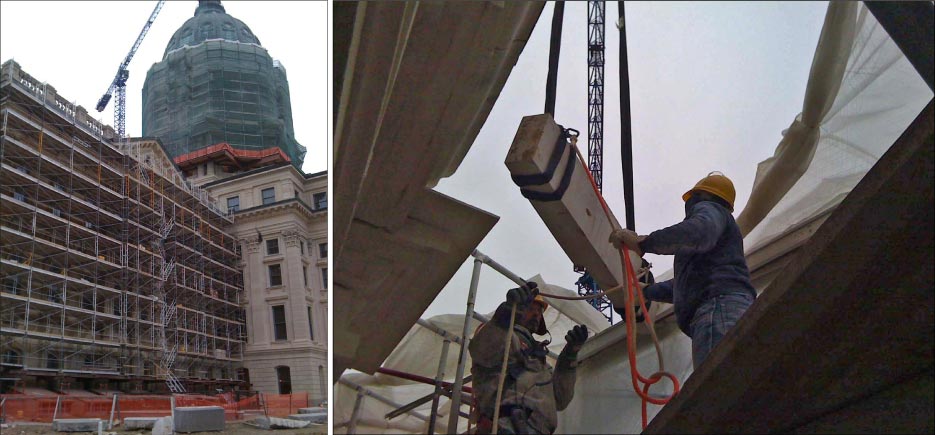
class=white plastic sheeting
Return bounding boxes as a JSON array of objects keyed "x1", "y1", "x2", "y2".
[
  {"x1": 741, "y1": 2, "x2": 933, "y2": 251},
  {"x1": 334, "y1": 277, "x2": 609, "y2": 434}
]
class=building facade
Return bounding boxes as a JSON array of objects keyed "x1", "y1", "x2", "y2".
[
  {"x1": 199, "y1": 164, "x2": 328, "y2": 403},
  {"x1": 147, "y1": 0, "x2": 330, "y2": 402},
  {"x1": 0, "y1": 60, "x2": 246, "y2": 395}
]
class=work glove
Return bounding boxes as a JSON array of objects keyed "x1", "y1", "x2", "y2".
[
  {"x1": 564, "y1": 324, "x2": 589, "y2": 354},
  {"x1": 505, "y1": 281, "x2": 538, "y2": 306},
  {"x1": 609, "y1": 228, "x2": 645, "y2": 256}
]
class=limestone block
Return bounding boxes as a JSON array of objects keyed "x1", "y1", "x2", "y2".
[
  {"x1": 123, "y1": 417, "x2": 159, "y2": 430},
  {"x1": 506, "y1": 113, "x2": 642, "y2": 310},
  {"x1": 152, "y1": 416, "x2": 173, "y2": 435},
  {"x1": 288, "y1": 412, "x2": 327, "y2": 423},
  {"x1": 173, "y1": 406, "x2": 225, "y2": 433},
  {"x1": 53, "y1": 418, "x2": 102, "y2": 432}
]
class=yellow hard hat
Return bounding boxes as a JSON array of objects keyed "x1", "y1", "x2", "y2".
[
  {"x1": 532, "y1": 294, "x2": 549, "y2": 311},
  {"x1": 682, "y1": 171, "x2": 736, "y2": 210}
]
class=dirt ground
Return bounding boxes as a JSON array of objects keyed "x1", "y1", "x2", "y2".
[{"x1": 0, "y1": 422, "x2": 326, "y2": 435}]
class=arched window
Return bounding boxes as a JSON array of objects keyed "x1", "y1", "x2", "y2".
[
  {"x1": 2, "y1": 349, "x2": 21, "y2": 365},
  {"x1": 47, "y1": 351, "x2": 60, "y2": 369},
  {"x1": 275, "y1": 366, "x2": 291, "y2": 394}
]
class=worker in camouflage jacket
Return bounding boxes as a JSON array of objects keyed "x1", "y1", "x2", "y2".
[
  {"x1": 469, "y1": 282, "x2": 588, "y2": 434},
  {"x1": 610, "y1": 172, "x2": 757, "y2": 369}
]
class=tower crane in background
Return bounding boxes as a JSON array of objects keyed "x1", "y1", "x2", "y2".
[
  {"x1": 575, "y1": 0, "x2": 616, "y2": 322},
  {"x1": 96, "y1": 0, "x2": 166, "y2": 139}
]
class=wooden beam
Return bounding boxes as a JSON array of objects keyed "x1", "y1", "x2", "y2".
[{"x1": 645, "y1": 100, "x2": 934, "y2": 433}]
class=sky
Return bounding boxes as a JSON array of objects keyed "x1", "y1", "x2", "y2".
[
  {"x1": 0, "y1": 0, "x2": 328, "y2": 174},
  {"x1": 424, "y1": 1, "x2": 829, "y2": 321}
]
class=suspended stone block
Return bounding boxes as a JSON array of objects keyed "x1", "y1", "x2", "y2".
[{"x1": 505, "y1": 113, "x2": 642, "y2": 311}]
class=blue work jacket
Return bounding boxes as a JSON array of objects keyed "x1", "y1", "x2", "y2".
[{"x1": 639, "y1": 200, "x2": 756, "y2": 336}]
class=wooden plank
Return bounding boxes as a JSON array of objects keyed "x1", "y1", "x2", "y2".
[{"x1": 644, "y1": 100, "x2": 934, "y2": 433}]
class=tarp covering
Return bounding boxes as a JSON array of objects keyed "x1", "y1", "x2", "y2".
[
  {"x1": 740, "y1": 2, "x2": 933, "y2": 251},
  {"x1": 142, "y1": 39, "x2": 306, "y2": 168}
]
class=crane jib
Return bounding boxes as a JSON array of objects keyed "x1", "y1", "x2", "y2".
[{"x1": 94, "y1": 0, "x2": 166, "y2": 142}]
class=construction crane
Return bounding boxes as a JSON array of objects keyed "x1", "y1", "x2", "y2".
[
  {"x1": 95, "y1": 0, "x2": 166, "y2": 139},
  {"x1": 575, "y1": 0, "x2": 616, "y2": 323}
]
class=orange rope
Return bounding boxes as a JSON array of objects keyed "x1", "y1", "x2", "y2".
[{"x1": 546, "y1": 132, "x2": 680, "y2": 428}]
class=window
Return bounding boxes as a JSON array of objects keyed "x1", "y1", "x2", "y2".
[
  {"x1": 321, "y1": 268, "x2": 328, "y2": 289},
  {"x1": 82, "y1": 294, "x2": 94, "y2": 310},
  {"x1": 313, "y1": 192, "x2": 327, "y2": 210},
  {"x1": 300, "y1": 241, "x2": 305, "y2": 255},
  {"x1": 3, "y1": 277, "x2": 20, "y2": 295},
  {"x1": 52, "y1": 208, "x2": 62, "y2": 217},
  {"x1": 268, "y1": 264, "x2": 282, "y2": 287},
  {"x1": 303, "y1": 266, "x2": 308, "y2": 287},
  {"x1": 266, "y1": 239, "x2": 279, "y2": 255},
  {"x1": 318, "y1": 243, "x2": 328, "y2": 259},
  {"x1": 261, "y1": 187, "x2": 275, "y2": 205},
  {"x1": 2, "y1": 350, "x2": 21, "y2": 365},
  {"x1": 295, "y1": 190, "x2": 300, "y2": 200},
  {"x1": 227, "y1": 196, "x2": 240, "y2": 213},
  {"x1": 307, "y1": 306, "x2": 314, "y2": 341},
  {"x1": 275, "y1": 366, "x2": 292, "y2": 394},
  {"x1": 272, "y1": 305, "x2": 287, "y2": 341},
  {"x1": 47, "y1": 352, "x2": 60, "y2": 369},
  {"x1": 202, "y1": 163, "x2": 208, "y2": 176},
  {"x1": 13, "y1": 191, "x2": 26, "y2": 202}
]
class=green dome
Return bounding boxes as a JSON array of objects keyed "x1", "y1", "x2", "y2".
[{"x1": 163, "y1": 1, "x2": 261, "y2": 58}]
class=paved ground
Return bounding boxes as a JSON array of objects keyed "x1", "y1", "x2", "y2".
[{"x1": 0, "y1": 421, "x2": 326, "y2": 434}]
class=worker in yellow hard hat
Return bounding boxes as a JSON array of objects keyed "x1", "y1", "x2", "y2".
[
  {"x1": 609, "y1": 171, "x2": 756, "y2": 370},
  {"x1": 469, "y1": 281, "x2": 588, "y2": 434}
]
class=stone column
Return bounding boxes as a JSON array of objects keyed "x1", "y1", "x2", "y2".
[{"x1": 282, "y1": 229, "x2": 311, "y2": 342}]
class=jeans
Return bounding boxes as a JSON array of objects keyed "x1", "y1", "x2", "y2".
[{"x1": 690, "y1": 292, "x2": 754, "y2": 370}]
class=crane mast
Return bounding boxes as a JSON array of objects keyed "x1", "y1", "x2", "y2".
[
  {"x1": 576, "y1": 0, "x2": 615, "y2": 323},
  {"x1": 96, "y1": 0, "x2": 166, "y2": 139}
]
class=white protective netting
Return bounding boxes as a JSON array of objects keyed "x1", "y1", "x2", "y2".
[{"x1": 335, "y1": 2, "x2": 932, "y2": 433}]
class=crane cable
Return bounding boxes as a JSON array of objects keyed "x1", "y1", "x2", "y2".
[{"x1": 491, "y1": 132, "x2": 678, "y2": 433}]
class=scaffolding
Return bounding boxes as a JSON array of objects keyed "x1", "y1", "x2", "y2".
[
  {"x1": 0, "y1": 60, "x2": 245, "y2": 395},
  {"x1": 141, "y1": 38, "x2": 306, "y2": 168}
]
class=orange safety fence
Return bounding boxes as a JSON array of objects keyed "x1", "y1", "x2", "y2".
[
  {"x1": 259, "y1": 392, "x2": 310, "y2": 417},
  {"x1": 0, "y1": 392, "x2": 310, "y2": 423}
]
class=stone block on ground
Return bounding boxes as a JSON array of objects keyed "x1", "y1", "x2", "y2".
[
  {"x1": 173, "y1": 406, "x2": 225, "y2": 433},
  {"x1": 53, "y1": 418, "x2": 102, "y2": 432},
  {"x1": 298, "y1": 407, "x2": 327, "y2": 414},
  {"x1": 269, "y1": 417, "x2": 312, "y2": 429},
  {"x1": 152, "y1": 416, "x2": 173, "y2": 435},
  {"x1": 288, "y1": 413, "x2": 327, "y2": 424},
  {"x1": 123, "y1": 417, "x2": 159, "y2": 430}
]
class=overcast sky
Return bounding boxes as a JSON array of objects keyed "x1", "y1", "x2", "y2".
[
  {"x1": 0, "y1": 0, "x2": 328, "y2": 174},
  {"x1": 424, "y1": 1, "x2": 829, "y2": 321}
]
